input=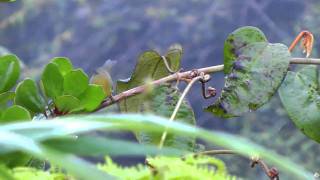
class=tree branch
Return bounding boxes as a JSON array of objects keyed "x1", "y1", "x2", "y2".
[{"x1": 94, "y1": 57, "x2": 320, "y2": 111}]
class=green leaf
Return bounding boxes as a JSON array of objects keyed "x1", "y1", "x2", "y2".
[
  {"x1": 55, "y1": 95, "x2": 80, "y2": 113},
  {"x1": 0, "y1": 91, "x2": 15, "y2": 106},
  {"x1": 206, "y1": 42, "x2": 290, "y2": 118},
  {"x1": 279, "y1": 65, "x2": 320, "y2": 143},
  {"x1": 223, "y1": 26, "x2": 267, "y2": 74},
  {"x1": 0, "y1": 165, "x2": 14, "y2": 180},
  {"x1": 63, "y1": 69, "x2": 89, "y2": 97},
  {"x1": 0, "y1": 131, "x2": 113, "y2": 179},
  {"x1": 43, "y1": 136, "x2": 183, "y2": 157},
  {"x1": 117, "y1": 49, "x2": 181, "y2": 92},
  {"x1": 117, "y1": 49, "x2": 181, "y2": 113},
  {"x1": 14, "y1": 79, "x2": 46, "y2": 113},
  {"x1": 116, "y1": 48, "x2": 194, "y2": 150},
  {"x1": 0, "y1": 0, "x2": 16, "y2": 2},
  {"x1": 51, "y1": 57, "x2": 73, "y2": 76},
  {"x1": 41, "y1": 63, "x2": 64, "y2": 99},
  {"x1": 164, "y1": 43, "x2": 183, "y2": 72},
  {"x1": 0, "y1": 105, "x2": 31, "y2": 123},
  {"x1": 0, "y1": 54, "x2": 20, "y2": 93},
  {"x1": 77, "y1": 84, "x2": 106, "y2": 112}
]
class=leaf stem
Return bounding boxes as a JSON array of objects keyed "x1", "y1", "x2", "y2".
[
  {"x1": 290, "y1": 58, "x2": 320, "y2": 64},
  {"x1": 94, "y1": 57, "x2": 320, "y2": 111},
  {"x1": 193, "y1": 149, "x2": 279, "y2": 179},
  {"x1": 158, "y1": 76, "x2": 203, "y2": 149}
]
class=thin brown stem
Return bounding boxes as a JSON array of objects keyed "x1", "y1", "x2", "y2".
[
  {"x1": 94, "y1": 57, "x2": 320, "y2": 112},
  {"x1": 290, "y1": 58, "x2": 320, "y2": 64},
  {"x1": 196, "y1": 149, "x2": 239, "y2": 156},
  {"x1": 193, "y1": 150, "x2": 279, "y2": 180}
]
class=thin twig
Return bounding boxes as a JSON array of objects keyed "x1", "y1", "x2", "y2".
[
  {"x1": 196, "y1": 149, "x2": 239, "y2": 156},
  {"x1": 94, "y1": 57, "x2": 320, "y2": 112},
  {"x1": 158, "y1": 76, "x2": 204, "y2": 149},
  {"x1": 193, "y1": 150, "x2": 279, "y2": 180},
  {"x1": 290, "y1": 58, "x2": 320, "y2": 64}
]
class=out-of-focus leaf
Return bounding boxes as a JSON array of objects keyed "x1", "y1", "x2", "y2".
[
  {"x1": 90, "y1": 60, "x2": 116, "y2": 97},
  {"x1": 55, "y1": 95, "x2": 80, "y2": 113},
  {"x1": 0, "y1": 131, "x2": 112, "y2": 180},
  {"x1": 279, "y1": 65, "x2": 320, "y2": 143},
  {"x1": 0, "y1": 105, "x2": 31, "y2": 123},
  {"x1": 223, "y1": 26, "x2": 267, "y2": 74},
  {"x1": 11, "y1": 167, "x2": 66, "y2": 180},
  {"x1": 51, "y1": 57, "x2": 73, "y2": 76},
  {"x1": 63, "y1": 69, "x2": 89, "y2": 97},
  {"x1": 43, "y1": 136, "x2": 183, "y2": 156},
  {"x1": 0, "y1": 55, "x2": 20, "y2": 93},
  {"x1": 14, "y1": 79, "x2": 46, "y2": 114},
  {"x1": 0, "y1": 91, "x2": 15, "y2": 106},
  {"x1": 206, "y1": 42, "x2": 290, "y2": 118},
  {"x1": 90, "y1": 74, "x2": 112, "y2": 97},
  {"x1": 0, "y1": 165, "x2": 14, "y2": 180},
  {"x1": 77, "y1": 84, "x2": 106, "y2": 112},
  {"x1": 41, "y1": 63, "x2": 64, "y2": 99},
  {"x1": 0, "y1": 114, "x2": 313, "y2": 179},
  {"x1": 0, "y1": 0, "x2": 16, "y2": 2}
]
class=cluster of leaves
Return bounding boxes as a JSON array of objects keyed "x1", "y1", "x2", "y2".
[
  {"x1": 3, "y1": 155, "x2": 233, "y2": 180},
  {"x1": 40, "y1": 57, "x2": 106, "y2": 115},
  {"x1": 0, "y1": 54, "x2": 108, "y2": 168},
  {"x1": 0, "y1": 51, "x2": 106, "y2": 121},
  {"x1": 100, "y1": 155, "x2": 234, "y2": 179}
]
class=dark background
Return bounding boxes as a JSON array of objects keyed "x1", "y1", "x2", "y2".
[{"x1": 0, "y1": 0, "x2": 319, "y2": 179}]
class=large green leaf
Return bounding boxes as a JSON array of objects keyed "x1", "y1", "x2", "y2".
[
  {"x1": 0, "y1": 105, "x2": 31, "y2": 123},
  {"x1": 116, "y1": 47, "x2": 182, "y2": 112},
  {"x1": 63, "y1": 69, "x2": 89, "y2": 97},
  {"x1": 41, "y1": 63, "x2": 64, "y2": 99},
  {"x1": 117, "y1": 46, "x2": 181, "y2": 94},
  {"x1": 206, "y1": 42, "x2": 290, "y2": 118},
  {"x1": 14, "y1": 79, "x2": 46, "y2": 113},
  {"x1": 43, "y1": 136, "x2": 183, "y2": 157},
  {"x1": 279, "y1": 65, "x2": 320, "y2": 143},
  {"x1": 55, "y1": 95, "x2": 80, "y2": 113},
  {"x1": 223, "y1": 26, "x2": 267, "y2": 74},
  {"x1": 116, "y1": 47, "x2": 196, "y2": 150},
  {"x1": 51, "y1": 57, "x2": 73, "y2": 76},
  {"x1": 78, "y1": 84, "x2": 106, "y2": 112},
  {"x1": 0, "y1": 55, "x2": 20, "y2": 93}
]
